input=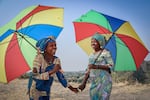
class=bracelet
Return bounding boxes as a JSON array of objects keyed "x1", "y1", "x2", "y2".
[
  {"x1": 77, "y1": 87, "x2": 82, "y2": 92},
  {"x1": 107, "y1": 64, "x2": 111, "y2": 68},
  {"x1": 67, "y1": 84, "x2": 71, "y2": 88}
]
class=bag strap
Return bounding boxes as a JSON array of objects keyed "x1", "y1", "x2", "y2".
[
  {"x1": 93, "y1": 49, "x2": 103, "y2": 64},
  {"x1": 93, "y1": 49, "x2": 111, "y2": 74}
]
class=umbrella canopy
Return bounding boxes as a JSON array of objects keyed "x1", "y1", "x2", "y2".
[
  {"x1": 73, "y1": 10, "x2": 149, "y2": 71},
  {"x1": 0, "y1": 5, "x2": 64, "y2": 83}
]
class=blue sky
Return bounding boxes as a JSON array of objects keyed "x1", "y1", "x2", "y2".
[{"x1": 0, "y1": 0, "x2": 150, "y2": 71}]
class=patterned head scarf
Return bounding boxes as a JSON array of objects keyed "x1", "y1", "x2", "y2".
[
  {"x1": 92, "y1": 32, "x2": 106, "y2": 48},
  {"x1": 36, "y1": 36, "x2": 56, "y2": 52}
]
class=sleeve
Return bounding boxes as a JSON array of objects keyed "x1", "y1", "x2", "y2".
[
  {"x1": 105, "y1": 50, "x2": 114, "y2": 70},
  {"x1": 32, "y1": 54, "x2": 50, "y2": 80},
  {"x1": 88, "y1": 53, "x2": 95, "y2": 64},
  {"x1": 27, "y1": 72, "x2": 33, "y2": 91},
  {"x1": 53, "y1": 57, "x2": 61, "y2": 65},
  {"x1": 56, "y1": 71, "x2": 68, "y2": 88},
  {"x1": 54, "y1": 57, "x2": 68, "y2": 88},
  {"x1": 33, "y1": 54, "x2": 42, "y2": 73}
]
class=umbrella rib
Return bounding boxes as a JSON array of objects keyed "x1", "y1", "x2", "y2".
[
  {"x1": 107, "y1": 35, "x2": 117, "y2": 64},
  {"x1": 23, "y1": 15, "x2": 34, "y2": 36},
  {"x1": 0, "y1": 37, "x2": 22, "y2": 46},
  {"x1": 0, "y1": 33, "x2": 35, "y2": 50},
  {"x1": 18, "y1": 14, "x2": 34, "y2": 37},
  {"x1": 16, "y1": 32, "x2": 37, "y2": 50},
  {"x1": 5, "y1": 37, "x2": 22, "y2": 53},
  {"x1": 96, "y1": 24, "x2": 112, "y2": 35},
  {"x1": 0, "y1": 32, "x2": 37, "y2": 58},
  {"x1": 112, "y1": 34, "x2": 129, "y2": 48},
  {"x1": 14, "y1": 13, "x2": 38, "y2": 51},
  {"x1": 106, "y1": 19, "x2": 112, "y2": 33},
  {"x1": 114, "y1": 35, "x2": 136, "y2": 48}
]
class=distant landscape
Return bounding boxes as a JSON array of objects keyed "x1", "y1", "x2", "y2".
[
  {"x1": 0, "y1": 61, "x2": 150, "y2": 100},
  {"x1": 20, "y1": 60, "x2": 150, "y2": 84},
  {"x1": 57, "y1": 60, "x2": 150, "y2": 84}
]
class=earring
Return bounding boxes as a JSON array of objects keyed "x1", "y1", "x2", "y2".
[{"x1": 100, "y1": 46, "x2": 103, "y2": 49}]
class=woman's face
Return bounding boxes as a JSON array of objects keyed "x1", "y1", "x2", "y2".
[
  {"x1": 91, "y1": 38, "x2": 100, "y2": 51},
  {"x1": 45, "y1": 42, "x2": 57, "y2": 56}
]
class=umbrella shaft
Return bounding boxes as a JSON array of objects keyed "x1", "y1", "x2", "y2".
[{"x1": 16, "y1": 32, "x2": 37, "y2": 50}]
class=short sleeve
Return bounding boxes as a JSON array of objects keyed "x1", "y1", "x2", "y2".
[
  {"x1": 33, "y1": 54, "x2": 43, "y2": 73},
  {"x1": 56, "y1": 71, "x2": 68, "y2": 88},
  {"x1": 53, "y1": 57, "x2": 61, "y2": 65},
  {"x1": 104, "y1": 50, "x2": 114, "y2": 68},
  {"x1": 88, "y1": 53, "x2": 95, "y2": 64}
]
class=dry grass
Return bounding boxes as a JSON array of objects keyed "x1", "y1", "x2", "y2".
[{"x1": 0, "y1": 79, "x2": 150, "y2": 100}]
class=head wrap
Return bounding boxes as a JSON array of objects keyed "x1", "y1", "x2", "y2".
[
  {"x1": 92, "y1": 32, "x2": 106, "y2": 48},
  {"x1": 36, "y1": 36, "x2": 56, "y2": 52}
]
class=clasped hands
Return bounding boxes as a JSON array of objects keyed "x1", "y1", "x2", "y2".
[
  {"x1": 68, "y1": 84, "x2": 86, "y2": 93},
  {"x1": 69, "y1": 64, "x2": 94, "y2": 93}
]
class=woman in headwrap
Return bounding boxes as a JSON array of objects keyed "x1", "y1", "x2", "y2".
[
  {"x1": 28, "y1": 36, "x2": 78, "y2": 100},
  {"x1": 77, "y1": 32, "x2": 114, "y2": 100}
]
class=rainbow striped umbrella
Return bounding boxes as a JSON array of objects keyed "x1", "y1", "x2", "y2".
[
  {"x1": 0, "y1": 5, "x2": 64, "y2": 83},
  {"x1": 73, "y1": 10, "x2": 149, "y2": 71}
]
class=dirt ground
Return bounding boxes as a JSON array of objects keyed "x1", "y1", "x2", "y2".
[{"x1": 0, "y1": 79, "x2": 150, "y2": 100}]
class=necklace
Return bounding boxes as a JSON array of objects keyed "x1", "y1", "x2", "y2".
[
  {"x1": 44, "y1": 54, "x2": 54, "y2": 65},
  {"x1": 48, "y1": 60, "x2": 53, "y2": 65},
  {"x1": 94, "y1": 49, "x2": 102, "y2": 55}
]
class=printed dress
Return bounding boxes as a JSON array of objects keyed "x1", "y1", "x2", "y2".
[
  {"x1": 89, "y1": 49, "x2": 114, "y2": 100},
  {"x1": 28, "y1": 54, "x2": 68, "y2": 100}
]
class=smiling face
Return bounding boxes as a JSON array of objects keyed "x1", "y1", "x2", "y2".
[
  {"x1": 45, "y1": 41, "x2": 57, "y2": 56},
  {"x1": 91, "y1": 38, "x2": 101, "y2": 52}
]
